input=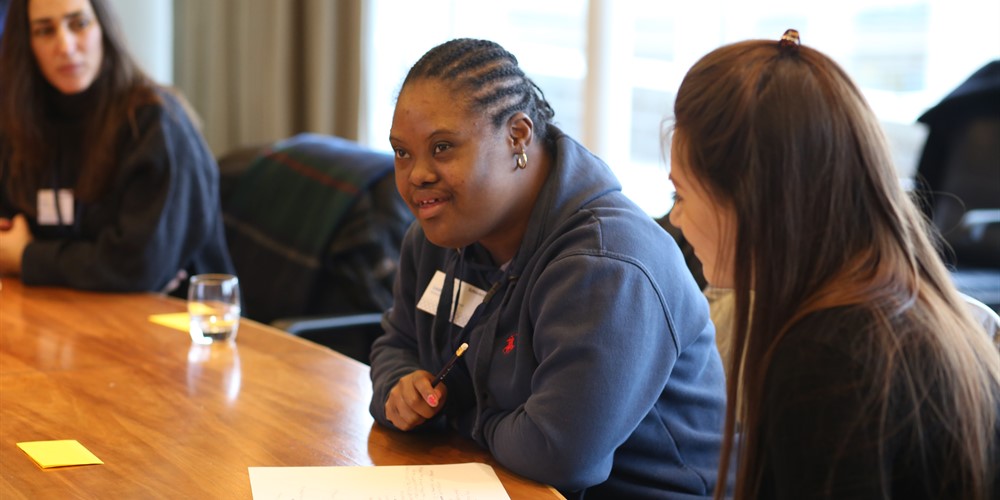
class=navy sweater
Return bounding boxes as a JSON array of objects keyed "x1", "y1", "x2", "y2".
[{"x1": 370, "y1": 129, "x2": 726, "y2": 498}]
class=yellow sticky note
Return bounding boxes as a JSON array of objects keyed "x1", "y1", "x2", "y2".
[
  {"x1": 150, "y1": 303, "x2": 215, "y2": 332},
  {"x1": 17, "y1": 440, "x2": 104, "y2": 468},
  {"x1": 148, "y1": 312, "x2": 191, "y2": 332}
]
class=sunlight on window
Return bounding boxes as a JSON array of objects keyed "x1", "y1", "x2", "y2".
[{"x1": 365, "y1": 0, "x2": 999, "y2": 217}]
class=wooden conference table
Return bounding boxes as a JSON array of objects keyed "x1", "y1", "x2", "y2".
[{"x1": 0, "y1": 279, "x2": 563, "y2": 499}]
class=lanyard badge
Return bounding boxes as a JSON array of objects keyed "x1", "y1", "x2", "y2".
[
  {"x1": 417, "y1": 270, "x2": 488, "y2": 327},
  {"x1": 37, "y1": 189, "x2": 74, "y2": 226}
]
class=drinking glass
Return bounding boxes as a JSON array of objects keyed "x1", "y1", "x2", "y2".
[{"x1": 187, "y1": 274, "x2": 241, "y2": 345}]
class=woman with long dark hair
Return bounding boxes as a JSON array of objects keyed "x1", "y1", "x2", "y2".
[
  {"x1": 0, "y1": 0, "x2": 232, "y2": 293},
  {"x1": 668, "y1": 30, "x2": 1000, "y2": 499}
]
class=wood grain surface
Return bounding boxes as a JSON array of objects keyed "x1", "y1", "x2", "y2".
[{"x1": 0, "y1": 279, "x2": 562, "y2": 499}]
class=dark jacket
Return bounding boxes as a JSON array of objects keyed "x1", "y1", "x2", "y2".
[
  {"x1": 759, "y1": 305, "x2": 1000, "y2": 499},
  {"x1": 1, "y1": 87, "x2": 233, "y2": 293},
  {"x1": 370, "y1": 128, "x2": 726, "y2": 499}
]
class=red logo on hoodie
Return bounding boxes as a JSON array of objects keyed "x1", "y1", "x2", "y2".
[{"x1": 502, "y1": 334, "x2": 517, "y2": 354}]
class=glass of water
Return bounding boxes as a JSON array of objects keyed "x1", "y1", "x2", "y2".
[{"x1": 187, "y1": 274, "x2": 241, "y2": 345}]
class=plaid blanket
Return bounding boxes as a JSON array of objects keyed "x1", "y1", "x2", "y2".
[{"x1": 223, "y1": 133, "x2": 395, "y2": 322}]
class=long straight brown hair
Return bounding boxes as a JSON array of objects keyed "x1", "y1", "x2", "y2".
[
  {"x1": 0, "y1": 0, "x2": 159, "y2": 214},
  {"x1": 671, "y1": 39, "x2": 1000, "y2": 499}
]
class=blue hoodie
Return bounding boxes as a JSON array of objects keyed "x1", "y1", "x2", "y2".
[{"x1": 370, "y1": 128, "x2": 726, "y2": 499}]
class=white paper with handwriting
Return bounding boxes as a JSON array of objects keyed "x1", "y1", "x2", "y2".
[{"x1": 248, "y1": 462, "x2": 510, "y2": 500}]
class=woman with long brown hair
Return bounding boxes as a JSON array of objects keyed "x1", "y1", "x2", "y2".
[
  {"x1": 668, "y1": 30, "x2": 1000, "y2": 499},
  {"x1": 0, "y1": 0, "x2": 232, "y2": 293}
]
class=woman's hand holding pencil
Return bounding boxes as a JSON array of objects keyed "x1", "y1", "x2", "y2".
[
  {"x1": 427, "y1": 342, "x2": 468, "y2": 406},
  {"x1": 383, "y1": 343, "x2": 469, "y2": 431}
]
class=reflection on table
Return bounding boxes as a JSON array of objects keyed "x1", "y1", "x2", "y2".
[{"x1": 0, "y1": 279, "x2": 562, "y2": 499}]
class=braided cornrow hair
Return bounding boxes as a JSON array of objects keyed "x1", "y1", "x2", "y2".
[{"x1": 402, "y1": 38, "x2": 556, "y2": 142}]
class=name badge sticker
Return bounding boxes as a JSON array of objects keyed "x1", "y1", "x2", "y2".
[
  {"x1": 37, "y1": 189, "x2": 74, "y2": 226},
  {"x1": 417, "y1": 270, "x2": 488, "y2": 328}
]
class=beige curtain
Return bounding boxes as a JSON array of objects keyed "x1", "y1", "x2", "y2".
[{"x1": 173, "y1": 0, "x2": 362, "y2": 156}]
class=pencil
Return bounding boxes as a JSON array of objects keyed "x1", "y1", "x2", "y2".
[{"x1": 431, "y1": 342, "x2": 469, "y2": 388}]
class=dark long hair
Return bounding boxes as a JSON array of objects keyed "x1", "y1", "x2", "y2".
[
  {"x1": 671, "y1": 39, "x2": 1000, "y2": 499},
  {"x1": 0, "y1": 0, "x2": 159, "y2": 214}
]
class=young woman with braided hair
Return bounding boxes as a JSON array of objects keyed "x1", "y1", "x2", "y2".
[{"x1": 369, "y1": 38, "x2": 727, "y2": 499}]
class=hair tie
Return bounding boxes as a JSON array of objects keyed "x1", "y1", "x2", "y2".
[{"x1": 778, "y1": 29, "x2": 801, "y2": 51}]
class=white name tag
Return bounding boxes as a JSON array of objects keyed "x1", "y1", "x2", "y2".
[
  {"x1": 37, "y1": 189, "x2": 74, "y2": 226},
  {"x1": 417, "y1": 270, "x2": 488, "y2": 328}
]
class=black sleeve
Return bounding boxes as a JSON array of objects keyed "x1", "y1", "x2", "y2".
[{"x1": 760, "y1": 311, "x2": 891, "y2": 499}]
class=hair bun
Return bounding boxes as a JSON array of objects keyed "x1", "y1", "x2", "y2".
[{"x1": 779, "y1": 29, "x2": 801, "y2": 51}]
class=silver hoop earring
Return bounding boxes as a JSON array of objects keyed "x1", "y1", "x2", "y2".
[{"x1": 515, "y1": 150, "x2": 528, "y2": 169}]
